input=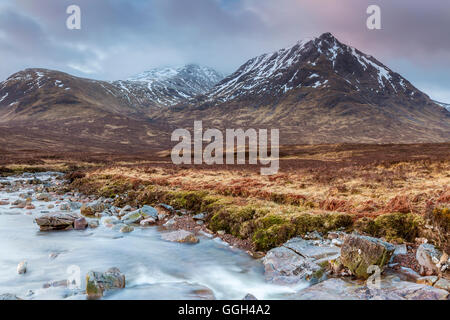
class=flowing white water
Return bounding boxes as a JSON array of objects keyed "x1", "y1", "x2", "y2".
[{"x1": 0, "y1": 173, "x2": 306, "y2": 300}]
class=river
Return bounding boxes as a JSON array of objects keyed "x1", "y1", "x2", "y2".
[{"x1": 0, "y1": 172, "x2": 306, "y2": 300}]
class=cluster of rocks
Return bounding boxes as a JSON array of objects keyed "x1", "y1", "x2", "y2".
[
  {"x1": 2, "y1": 173, "x2": 209, "y2": 300},
  {"x1": 262, "y1": 231, "x2": 450, "y2": 300}
]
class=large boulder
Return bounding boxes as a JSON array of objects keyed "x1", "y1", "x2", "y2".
[
  {"x1": 262, "y1": 238, "x2": 340, "y2": 285},
  {"x1": 416, "y1": 243, "x2": 442, "y2": 275},
  {"x1": 340, "y1": 234, "x2": 395, "y2": 279},
  {"x1": 161, "y1": 230, "x2": 199, "y2": 243},
  {"x1": 263, "y1": 247, "x2": 323, "y2": 285},
  {"x1": 86, "y1": 268, "x2": 125, "y2": 299},
  {"x1": 35, "y1": 212, "x2": 81, "y2": 231}
]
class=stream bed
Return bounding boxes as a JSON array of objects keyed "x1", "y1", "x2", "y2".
[{"x1": 0, "y1": 172, "x2": 306, "y2": 300}]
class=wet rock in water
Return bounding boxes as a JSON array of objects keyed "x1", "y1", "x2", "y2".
[
  {"x1": 242, "y1": 293, "x2": 258, "y2": 300},
  {"x1": 433, "y1": 278, "x2": 450, "y2": 292},
  {"x1": 17, "y1": 261, "x2": 27, "y2": 274},
  {"x1": 0, "y1": 201, "x2": 9, "y2": 206},
  {"x1": 416, "y1": 244, "x2": 442, "y2": 275},
  {"x1": 120, "y1": 225, "x2": 134, "y2": 233},
  {"x1": 0, "y1": 293, "x2": 22, "y2": 300},
  {"x1": 36, "y1": 193, "x2": 51, "y2": 201},
  {"x1": 69, "y1": 202, "x2": 82, "y2": 210},
  {"x1": 43, "y1": 280, "x2": 68, "y2": 288},
  {"x1": 161, "y1": 230, "x2": 199, "y2": 243},
  {"x1": 81, "y1": 201, "x2": 105, "y2": 217},
  {"x1": 12, "y1": 199, "x2": 27, "y2": 208},
  {"x1": 340, "y1": 234, "x2": 395, "y2": 279},
  {"x1": 49, "y1": 252, "x2": 60, "y2": 259},
  {"x1": 292, "y1": 276, "x2": 449, "y2": 300},
  {"x1": 74, "y1": 217, "x2": 88, "y2": 230},
  {"x1": 88, "y1": 220, "x2": 99, "y2": 229},
  {"x1": 35, "y1": 212, "x2": 81, "y2": 231},
  {"x1": 101, "y1": 216, "x2": 120, "y2": 227},
  {"x1": 140, "y1": 205, "x2": 158, "y2": 219},
  {"x1": 47, "y1": 204, "x2": 54, "y2": 209},
  {"x1": 121, "y1": 208, "x2": 153, "y2": 225},
  {"x1": 118, "y1": 205, "x2": 132, "y2": 217},
  {"x1": 59, "y1": 202, "x2": 71, "y2": 211},
  {"x1": 262, "y1": 246, "x2": 323, "y2": 286},
  {"x1": 140, "y1": 217, "x2": 156, "y2": 226},
  {"x1": 86, "y1": 267, "x2": 126, "y2": 299}
]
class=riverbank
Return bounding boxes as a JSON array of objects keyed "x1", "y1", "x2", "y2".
[{"x1": 0, "y1": 172, "x2": 449, "y2": 300}]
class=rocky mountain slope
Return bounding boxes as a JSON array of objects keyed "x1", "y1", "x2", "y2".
[
  {"x1": 0, "y1": 65, "x2": 223, "y2": 151},
  {"x1": 113, "y1": 64, "x2": 224, "y2": 108},
  {"x1": 162, "y1": 33, "x2": 450, "y2": 144}
]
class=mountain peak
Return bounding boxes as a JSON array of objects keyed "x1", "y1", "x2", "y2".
[
  {"x1": 205, "y1": 33, "x2": 428, "y2": 105},
  {"x1": 318, "y1": 32, "x2": 336, "y2": 41}
]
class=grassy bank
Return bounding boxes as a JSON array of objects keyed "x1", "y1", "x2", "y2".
[{"x1": 67, "y1": 167, "x2": 448, "y2": 252}]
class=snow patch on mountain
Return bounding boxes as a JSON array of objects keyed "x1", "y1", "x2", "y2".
[
  {"x1": 114, "y1": 64, "x2": 224, "y2": 107},
  {"x1": 434, "y1": 100, "x2": 450, "y2": 111},
  {"x1": 205, "y1": 32, "x2": 419, "y2": 104}
]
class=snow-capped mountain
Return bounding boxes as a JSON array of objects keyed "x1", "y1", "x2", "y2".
[
  {"x1": 0, "y1": 33, "x2": 448, "y2": 148},
  {"x1": 113, "y1": 64, "x2": 224, "y2": 107},
  {"x1": 164, "y1": 32, "x2": 449, "y2": 144},
  {"x1": 206, "y1": 32, "x2": 425, "y2": 105}
]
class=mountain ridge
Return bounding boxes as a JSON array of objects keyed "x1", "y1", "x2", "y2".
[{"x1": 0, "y1": 32, "x2": 449, "y2": 151}]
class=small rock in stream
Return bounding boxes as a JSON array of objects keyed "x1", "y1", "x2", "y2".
[
  {"x1": 17, "y1": 261, "x2": 27, "y2": 274},
  {"x1": 161, "y1": 230, "x2": 199, "y2": 243},
  {"x1": 74, "y1": 217, "x2": 88, "y2": 230},
  {"x1": 86, "y1": 268, "x2": 126, "y2": 299}
]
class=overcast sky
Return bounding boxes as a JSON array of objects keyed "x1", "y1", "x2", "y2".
[{"x1": 1, "y1": 0, "x2": 449, "y2": 101}]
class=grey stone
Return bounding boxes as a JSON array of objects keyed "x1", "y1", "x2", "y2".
[
  {"x1": 86, "y1": 268, "x2": 125, "y2": 299},
  {"x1": 416, "y1": 244, "x2": 442, "y2": 275},
  {"x1": 35, "y1": 212, "x2": 81, "y2": 231},
  {"x1": 340, "y1": 234, "x2": 395, "y2": 279},
  {"x1": 161, "y1": 230, "x2": 199, "y2": 243}
]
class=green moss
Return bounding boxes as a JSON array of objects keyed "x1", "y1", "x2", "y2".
[
  {"x1": 168, "y1": 190, "x2": 209, "y2": 212},
  {"x1": 425, "y1": 207, "x2": 450, "y2": 252},
  {"x1": 355, "y1": 212, "x2": 424, "y2": 242},
  {"x1": 252, "y1": 223, "x2": 296, "y2": 251},
  {"x1": 86, "y1": 275, "x2": 102, "y2": 298}
]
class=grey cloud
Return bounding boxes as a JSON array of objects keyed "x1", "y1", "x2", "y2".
[{"x1": 0, "y1": 0, "x2": 449, "y2": 101}]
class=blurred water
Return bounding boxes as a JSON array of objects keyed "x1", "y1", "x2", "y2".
[{"x1": 0, "y1": 173, "x2": 304, "y2": 300}]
